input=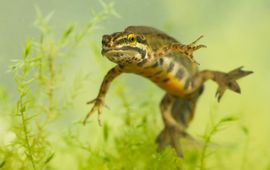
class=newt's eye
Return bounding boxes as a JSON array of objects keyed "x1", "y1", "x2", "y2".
[{"x1": 127, "y1": 33, "x2": 136, "y2": 45}]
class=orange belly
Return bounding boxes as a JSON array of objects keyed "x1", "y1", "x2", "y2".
[
  {"x1": 153, "y1": 73, "x2": 187, "y2": 96},
  {"x1": 123, "y1": 63, "x2": 190, "y2": 96}
]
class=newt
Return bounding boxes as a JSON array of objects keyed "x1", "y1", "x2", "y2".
[{"x1": 83, "y1": 26, "x2": 253, "y2": 157}]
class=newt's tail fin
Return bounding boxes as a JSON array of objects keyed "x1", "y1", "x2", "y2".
[{"x1": 215, "y1": 66, "x2": 253, "y2": 102}]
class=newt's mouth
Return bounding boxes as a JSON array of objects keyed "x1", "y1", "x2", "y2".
[
  {"x1": 101, "y1": 48, "x2": 114, "y2": 55},
  {"x1": 101, "y1": 48, "x2": 124, "y2": 59},
  {"x1": 101, "y1": 46, "x2": 146, "y2": 58}
]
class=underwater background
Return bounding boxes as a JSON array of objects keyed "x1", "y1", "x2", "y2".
[{"x1": 0, "y1": 0, "x2": 269, "y2": 169}]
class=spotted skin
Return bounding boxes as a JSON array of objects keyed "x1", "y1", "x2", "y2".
[{"x1": 84, "y1": 26, "x2": 253, "y2": 157}]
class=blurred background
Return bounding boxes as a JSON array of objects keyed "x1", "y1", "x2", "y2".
[{"x1": 0, "y1": 0, "x2": 269, "y2": 169}]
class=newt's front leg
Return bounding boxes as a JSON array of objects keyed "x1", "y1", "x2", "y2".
[
  {"x1": 155, "y1": 35, "x2": 206, "y2": 65},
  {"x1": 83, "y1": 66, "x2": 122, "y2": 125}
]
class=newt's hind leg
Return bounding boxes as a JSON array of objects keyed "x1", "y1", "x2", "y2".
[
  {"x1": 156, "y1": 94, "x2": 183, "y2": 157},
  {"x1": 186, "y1": 66, "x2": 253, "y2": 101},
  {"x1": 156, "y1": 88, "x2": 203, "y2": 157}
]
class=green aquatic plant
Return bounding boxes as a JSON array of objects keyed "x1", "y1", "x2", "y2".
[
  {"x1": 8, "y1": 39, "x2": 52, "y2": 169},
  {"x1": 199, "y1": 113, "x2": 238, "y2": 170},
  {"x1": 0, "y1": 1, "x2": 117, "y2": 169}
]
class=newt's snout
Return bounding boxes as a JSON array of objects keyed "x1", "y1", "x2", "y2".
[
  {"x1": 101, "y1": 35, "x2": 112, "y2": 55},
  {"x1": 102, "y1": 34, "x2": 111, "y2": 46}
]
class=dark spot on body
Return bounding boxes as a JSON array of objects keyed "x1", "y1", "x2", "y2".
[
  {"x1": 175, "y1": 68, "x2": 185, "y2": 80},
  {"x1": 151, "y1": 61, "x2": 159, "y2": 68},
  {"x1": 137, "y1": 58, "x2": 147, "y2": 66},
  {"x1": 146, "y1": 75, "x2": 153, "y2": 78},
  {"x1": 119, "y1": 65, "x2": 124, "y2": 69},
  {"x1": 159, "y1": 58, "x2": 164, "y2": 66},
  {"x1": 162, "y1": 78, "x2": 169, "y2": 83},
  {"x1": 154, "y1": 70, "x2": 162, "y2": 75},
  {"x1": 167, "y1": 62, "x2": 174, "y2": 72}
]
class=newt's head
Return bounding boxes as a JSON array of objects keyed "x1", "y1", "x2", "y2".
[{"x1": 101, "y1": 31, "x2": 149, "y2": 65}]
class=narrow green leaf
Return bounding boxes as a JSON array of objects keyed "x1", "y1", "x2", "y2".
[
  {"x1": 0, "y1": 160, "x2": 6, "y2": 168},
  {"x1": 25, "y1": 114, "x2": 39, "y2": 121},
  {"x1": 44, "y1": 153, "x2": 55, "y2": 164},
  {"x1": 241, "y1": 126, "x2": 249, "y2": 135},
  {"x1": 20, "y1": 105, "x2": 26, "y2": 113},
  {"x1": 61, "y1": 25, "x2": 74, "y2": 42},
  {"x1": 103, "y1": 122, "x2": 109, "y2": 142},
  {"x1": 24, "y1": 40, "x2": 32, "y2": 58},
  {"x1": 220, "y1": 116, "x2": 238, "y2": 123}
]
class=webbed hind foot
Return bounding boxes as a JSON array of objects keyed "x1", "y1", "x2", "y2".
[
  {"x1": 214, "y1": 66, "x2": 253, "y2": 101},
  {"x1": 156, "y1": 127, "x2": 184, "y2": 157},
  {"x1": 156, "y1": 126, "x2": 195, "y2": 157},
  {"x1": 187, "y1": 66, "x2": 253, "y2": 101}
]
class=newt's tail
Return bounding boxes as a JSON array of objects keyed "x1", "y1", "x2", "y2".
[{"x1": 215, "y1": 66, "x2": 253, "y2": 102}]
